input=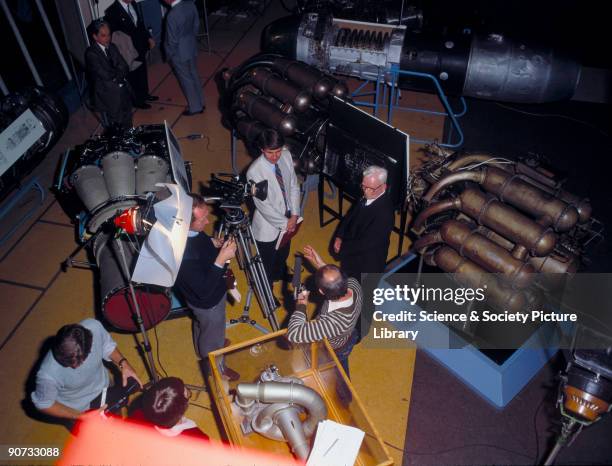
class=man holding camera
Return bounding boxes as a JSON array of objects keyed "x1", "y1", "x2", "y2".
[
  {"x1": 247, "y1": 129, "x2": 301, "y2": 286},
  {"x1": 287, "y1": 246, "x2": 363, "y2": 378},
  {"x1": 174, "y1": 194, "x2": 239, "y2": 381}
]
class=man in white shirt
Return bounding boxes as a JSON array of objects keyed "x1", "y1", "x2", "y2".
[
  {"x1": 246, "y1": 129, "x2": 301, "y2": 286},
  {"x1": 31, "y1": 319, "x2": 142, "y2": 423}
]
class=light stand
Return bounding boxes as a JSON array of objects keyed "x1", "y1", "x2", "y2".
[
  {"x1": 219, "y1": 205, "x2": 279, "y2": 332},
  {"x1": 114, "y1": 234, "x2": 160, "y2": 382},
  {"x1": 542, "y1": 326, "x2": 612, "y2": 465}
]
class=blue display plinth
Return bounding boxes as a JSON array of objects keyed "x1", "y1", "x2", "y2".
[{"x1": 377, "y1": 253, "x2": 565, "y2": 408}]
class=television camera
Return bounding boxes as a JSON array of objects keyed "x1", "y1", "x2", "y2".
[{"x1": 205, "y1": 173, "x2": 279, "y2": 331}]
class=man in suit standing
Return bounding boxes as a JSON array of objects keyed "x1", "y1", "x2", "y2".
[
  {"x1": 105, "y1": 0, "x2": 158, "y2": 109},
  {"x1": 162, "y1": 0, "x2": 205, "y2": 116},
  {"x1": 247, "y1": 129, "x2": 301, "y2": 285},
  {"x1": 333, "y1": 165, "x2": 394, "y2": 279},
  {"x1": 85, "y1": 19, "x2": 133, "y2": 130}
]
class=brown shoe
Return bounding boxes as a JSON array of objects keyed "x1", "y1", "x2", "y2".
[{"x1": 220, "y1": 366, "x2": 240, "y2": 382}]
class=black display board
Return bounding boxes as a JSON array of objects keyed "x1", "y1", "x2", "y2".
[{"x1": 323, "y1": 96, "x2": 409, "y2": 208}]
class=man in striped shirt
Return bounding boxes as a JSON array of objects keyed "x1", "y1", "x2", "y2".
[{"x1": 287, "y1": 245, "x2": 363, "y2": 377}]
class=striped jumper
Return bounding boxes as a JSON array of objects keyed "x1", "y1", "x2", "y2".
[{"x1": 287, "y1": 278, "x2": 363, "y2": 349}]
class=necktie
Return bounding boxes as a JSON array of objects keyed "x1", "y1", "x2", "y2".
[
  {"x1": 128, "y1": 3, "x2": 137, "y2": 25},
  {"x1": 275, "y1": 164, "x2": 290, "y2": 218}
]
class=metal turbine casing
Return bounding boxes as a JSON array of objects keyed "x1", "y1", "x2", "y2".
[
  {"x1": 294, "y1": 13, "x2": 406, "y2": 83},
  {"x1": 262, "y1": 13, "x2": 582, "y2": 103}
]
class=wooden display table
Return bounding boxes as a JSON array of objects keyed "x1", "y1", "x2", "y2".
[{"x1": 208, "y1": 329, "x2": 393, "y2": 465}]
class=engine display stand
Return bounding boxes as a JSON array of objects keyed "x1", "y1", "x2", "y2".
[{"x1": 207, "y1": 329, "x2": 396, "y2": 465}]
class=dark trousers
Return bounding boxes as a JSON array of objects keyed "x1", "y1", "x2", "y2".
[
  {"x1": 257, "y1": 237, "x2": 290, "y2": 283},
  {"x1": 335, "y1": 328, "x2": 359, "y2": 378},
  {"x1": 127, "y1": 63, "x2": 149, "y2": 105},
  {"x1": 189, "y1": 296, "x2": 227, "y2": 377},
  {"x1": 104, "y1": 106, "x2": 132, "y2": 130},
  {"x1": 103, "y1": 87, "x2": 133, "y2": 130}
]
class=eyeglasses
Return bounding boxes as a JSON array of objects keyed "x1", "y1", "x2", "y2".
[{"x1": 361, "y1": 183, "x2": 384, "y2": 192}]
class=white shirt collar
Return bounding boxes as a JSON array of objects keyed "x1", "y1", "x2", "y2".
[
  {"x1": 365, "y1": 188, "x2": 386, "y2": 206},
  {"x1": 328, "y1": 293, "x2": 354, "y2": 312},
  {"x1": 170, "y1": 0, "x2": 182, "y2": 7},
  {"x1": 154, "y1": 417, "x2": 197, "y2": 437},
  {"x1": 97, "y1": 42, "x2": 107, "y2": 53},
  {"x1": 120, "y1": 0, "x2": 137, "y2": 21}
]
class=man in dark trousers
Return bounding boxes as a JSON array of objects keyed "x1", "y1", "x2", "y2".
[
  {"x1": 162, "y1": 0, "x2": 205, "y2": 116},
  {"x1": 85, "y1": 19, "x2": 133, "y2": 130},
  {"x1": 174, "y1": 194, "x2": 239, "y2": 381},
  {"x1": 246, "y1": 129, "x2": 301, "y2": 287},
  {"x1": 105, "y1": 0, "x2": 158, "y2": 109},
  {"x1": 333, "y1": 165, "x2": 394, "y2": 279}
]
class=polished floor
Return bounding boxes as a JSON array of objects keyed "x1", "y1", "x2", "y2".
[{"x1": 0, "y1": 2, "x2": 452, "y2": 464}]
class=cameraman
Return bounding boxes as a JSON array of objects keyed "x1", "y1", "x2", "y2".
[
  {"x1": 174, "y1": 194, "x2": 240, "y2": 381},
  {"x1": 247, "y1": 129, "x2": 301, "y2": 287},
  {"x1": 287, "y1": 245, "x2": 363, "y2": 378}
]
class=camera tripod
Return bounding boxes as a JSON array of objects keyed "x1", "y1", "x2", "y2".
[{"x1": 219, "y1": 205, "x2": 279, "y2": 332}]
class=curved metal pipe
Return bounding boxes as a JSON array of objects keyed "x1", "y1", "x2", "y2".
[
  {"x1": 424, "y1": 167, "x2": 579, "y2": 232},
  {"x1": 446, "y1": 156, "x2": 592, "y2": 224},
  {"x1": 439, "y1": 219, "x2": 536, "y2": 288},
  {"x1": 412, "y1": 198, "x2": 459, "y2": 231},
  {"x1": 413, "y1": 230, "x2": 442, "y2": 254},
  {"x1": 446, "y1": 153, "x2": 505, "y2": 171},
  {"x1": 431, "y1": 246, "x2": 528, "y2": 313},
  {"x1": 236, "y1": 381, "x2": 327, "y2": 458},
  {"x1": 479, "y1": 166, "x2": 579, "y2": 232},
  {"x1": 422, "y1": 170, "x2": 485, "y2": 203},
  {"x1": 414, "y1": 190, "x2": 557, "y2": 256}
]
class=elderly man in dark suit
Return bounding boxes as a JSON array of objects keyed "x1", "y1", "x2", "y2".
[
  {"x1": 333, "y1": 165, "x2": 395, "y2": 279},
  {"x1": 105, "y1": 0, "x2": 158, "y2": 109},
  {"x1": 85, "y1": 19, "x2": 133, "y2": 130},
  {"x1": 162, "y1": 0, "x2": 205, "y2": 116}
]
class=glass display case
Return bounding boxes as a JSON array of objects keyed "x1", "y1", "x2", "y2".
[{"x1": 208, "y1": 329, "x2": 393, "y2": 465}]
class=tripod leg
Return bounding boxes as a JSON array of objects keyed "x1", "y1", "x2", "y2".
[
  {"x1": 247, "y1": 236, "x2": 279, "y2": 329},
  {"x1": 226, "y1": 287, "x2": 253, "y2": 329},
  {"x1": 115, "y1": 237, "x2": 159, "y2": 382},
  {"x1": 235, "y1": 226, "x2": 279, "y2": 331}
]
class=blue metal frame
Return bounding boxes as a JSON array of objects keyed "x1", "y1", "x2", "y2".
[
  {"x1": 350, "y1": 67, "x2": 386, "y2": 117},
  {"x1": 0, "y1": 177, "x2": 45, "y2": 246},
  {"x1": 388, "y1": 65, "x2": 465, "y2": 148},
  {"x1": 350, "y1": 65, "x2": 466, "y2": 148},
  {"x1": 56, "y1": 148, "x2": 71, "y2": 190}
]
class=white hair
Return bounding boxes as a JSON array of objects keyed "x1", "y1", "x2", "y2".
[{"x1": 363, "y1": 165, "x2": 388, "y2": 183}]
